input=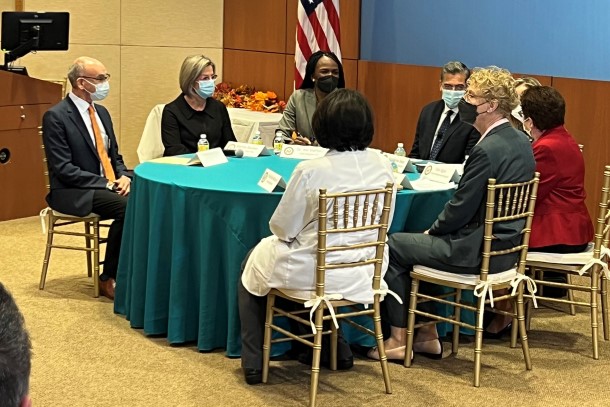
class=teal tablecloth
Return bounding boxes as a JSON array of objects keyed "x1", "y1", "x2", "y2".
[{"x1": 114, "y1": 154, "x2": 466, "y2": 356}]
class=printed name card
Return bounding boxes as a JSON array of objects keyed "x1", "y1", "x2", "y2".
[
  {"x1": 420, "y1": 163, "x2": 461, "y2": 184},
  {"x1": 384, "y1": 153, "x2": 416, "y2": 173},
  {"x1": 194, "y1": 148, "x2": 228, "y2": 167},
  {"x1": 224, "y1": 141, "x2": 271, "y2": 157},
  {"x1": 258, "y1": 169, "x2": 287, "y2": 192},
  {"x1": 394, "y1": 172, "x2": 457, "y2": 191},
  {"x1": 280, "y1": 145, "x2": 328, "y2": 160}
]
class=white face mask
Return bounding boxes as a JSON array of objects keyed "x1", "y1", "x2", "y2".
[
  {"x1": 84, "y1": 79, "x2": 110, "y2": 101},
  {"x1": 511, "y1": 105, "x2": 524, "y2": 123}
]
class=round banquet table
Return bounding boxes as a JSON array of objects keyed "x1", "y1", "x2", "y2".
[{"x1": 114, "y1": 154, "x2": 462, "y2": 356}]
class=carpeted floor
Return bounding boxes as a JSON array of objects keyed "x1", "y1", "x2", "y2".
[{"x1": 2, "y1": 215, "x2": 610, "y2": 406}]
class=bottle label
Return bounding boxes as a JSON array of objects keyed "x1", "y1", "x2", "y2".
[
  {"x1": 273, "y1": 142, "x2": 283, "y2": 152},
  {"x1": 198, "y1": 144, "x2": 210, "y2": 152}
]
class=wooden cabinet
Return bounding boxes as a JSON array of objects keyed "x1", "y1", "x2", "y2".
[{"x1": 0, "y1": 70, "x2": 62, "y2": 221}]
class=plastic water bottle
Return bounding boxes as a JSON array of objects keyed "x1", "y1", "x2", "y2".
[
  {"x1": 197, "y1": 134, "x2": 209, "y2": 152},
  {"x1": 252, "y1": 131, "x2": 263, "y2": 145},
  {"x1": 394, "y1": 142, "x2": 406, "y2": 157},
  {"x1": 273, "y1": 131, "x2": 284, "y2": 154}
]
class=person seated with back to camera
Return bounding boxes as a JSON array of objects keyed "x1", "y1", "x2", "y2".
[
  {"x1": 0, "y1": 282, "x2": 32, "y2": 407},
  {"x1": 239, "y1": 89, "x2": 396, "y2": 385},
  {"x1": 161, "y1": 55, "x2": 236, "y2": 156},
  {"x1": 275, "y1": 50, "x2": 345, "y2": 145},
  {"x1": 368, "y1": 67, "x2": 535, "y2": 360}
]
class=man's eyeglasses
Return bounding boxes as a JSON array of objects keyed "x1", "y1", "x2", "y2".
[
  {"x1": 80, "y1": 74, "x2": 111, "y2": 82},
  {"x1": 200, "y1": 74, "x2": 218, "y2": 81},
  {"x1": 442, "y1": 84, "x2": 466, "y2": 91}
]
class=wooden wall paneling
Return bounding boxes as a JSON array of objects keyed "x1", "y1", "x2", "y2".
[
  {"x1": 224, "y1": 0, "x2": 287, "y2": 53},
  {"x1": 223, "y1": 50, "x2": 286, "y2": 97},
  {"x1": 553, "y1": 77, "x2": 610, "y2": 219},
  {"x1": 285, "y1": 0, "x2": 360, "y2": 59},
  {"x1": 358, "y1": 61, "x2": 441, "y2": 153}
]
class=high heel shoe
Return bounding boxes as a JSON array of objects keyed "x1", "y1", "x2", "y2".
[
  {"x1": 367, "y1": 345, "x2": 413, "y2": 364},
  {"x1": 413, "y1": 338, "x2": 443, "y2": 360}
]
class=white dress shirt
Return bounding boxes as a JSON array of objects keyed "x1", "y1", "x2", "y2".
[{"x1": 430, "y1": 105, "x2": 459, "y2": 153}]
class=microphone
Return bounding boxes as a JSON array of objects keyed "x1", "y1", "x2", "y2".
[{"x1": 235, "y1": 149, "x2": 244, "y2": 158}]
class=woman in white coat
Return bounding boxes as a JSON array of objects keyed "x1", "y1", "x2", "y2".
[{"x1": 239, "y1": 88, "x2": 396, "y2": 385}]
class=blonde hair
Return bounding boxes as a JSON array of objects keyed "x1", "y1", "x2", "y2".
[
  {"x1": 179, "y1": 55, "x2": 216, "y2": 97},
  {"x1": 514, "y1": 76, "x2": 541, "y2": 89},
  {"x1": 467, "y1": 66, "x2": 519, "y2": 117}
]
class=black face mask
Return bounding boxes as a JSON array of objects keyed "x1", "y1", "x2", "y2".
[
  {"x1": 316, "y1": 75, "x2": 339, "y2": 93},
  {"x1": 458, "y1": 98, "x2": 485, "y2": 126}
]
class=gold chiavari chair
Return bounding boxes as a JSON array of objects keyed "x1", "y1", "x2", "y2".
[
  {"x1": 39, "y1": 127, "x2": 108, "y2": 297},
  {"x1": 404, "y1": 174, "x2": 540, "y2": 387},
  {"x1": 525, "y1": 165, "x2": 610, "y2": 359},
  {"x1": 261, "y1": 183, "x2": 394, "y2": 407}
]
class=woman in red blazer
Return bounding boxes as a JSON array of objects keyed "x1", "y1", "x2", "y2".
[{"x1": 522, "y1": 86, "x2": 593, "y2": 251}]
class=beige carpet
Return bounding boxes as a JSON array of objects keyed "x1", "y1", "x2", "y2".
[{"x1": 2, "y1": 216, "x2": 610, "y2": 406}]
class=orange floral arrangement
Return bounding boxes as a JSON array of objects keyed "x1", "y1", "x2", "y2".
[{"x1": 214, "y1": 82, "x2": 286, "y2": 113}]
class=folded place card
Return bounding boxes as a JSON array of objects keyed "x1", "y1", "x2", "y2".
[
  {"x1": 394, "y1": 172, "x2": 457, "y2": 191},
  {"x1": 280, "y1": 145, "x2": 328, "y2": 160},
  {"x1": 195, "y1": 148, "x2": 228, "y2": 167},
  {"x1": 224, "y1": 141, "x2": 271, "y2": 157},
  {"x1": 384, "y1": 153, "x2": 416, "y2": 173},
  {"x1": 258, "y1": 169, "x2": 287, "y2": 192},
  {"x1": 420, "y1": 163, "x2": 462, "y2": 183}
]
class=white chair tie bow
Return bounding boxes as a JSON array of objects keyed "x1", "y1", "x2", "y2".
[
  {"x1": 365, "y1": 288, "x2": 404, "y2": 309},
  {"x1": 510, "y1": 274, "x2": 538, "y2": 309},
  {"x1": 579, "y1": 258, "x2": 610, "y2": 280},
  {"x1": 39, "y1": 208, "x2": 51, "y2": 234},
  {"x1": 304, "y1": 294, "x2": 343, "y2": 334},
  {"x1": 473, "y1": 280, "x2": 496, "y2": 327}
]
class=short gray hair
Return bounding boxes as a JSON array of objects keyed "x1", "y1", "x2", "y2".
[
  {"x1": 67, "y1": 61, "x2": 86, "y2": 87},
  {"x1": 179, "y1": 55, "x2": 216, "y2": 97},
  {"x1": 440, "y1": 61, "x2": 470, "y2": 81}
]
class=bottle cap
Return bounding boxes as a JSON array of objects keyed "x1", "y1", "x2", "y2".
[{"x1": 397, "y1": 142, "x2": 404, "y2": 147}]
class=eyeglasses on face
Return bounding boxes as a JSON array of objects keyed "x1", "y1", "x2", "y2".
[
  {"x1": 442, "y1": 83, "x2": 466, "y2": 91},
  {"x1": 80, "y1": 74, "x2": 111, "y2": 82}
]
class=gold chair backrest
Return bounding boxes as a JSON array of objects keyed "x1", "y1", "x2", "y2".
[
  {"x1": 480, "y1": 173, "x2": 540, "y2": 281},
  {"x1": 592, "y1": 165, "x2": 610, "y2": 260},
  {"x1": 39, "y1": 127, "x2": 51, "y2": 192},
  {"x1": 316, "y1": 182, "x2": 394, "y2": 298}
]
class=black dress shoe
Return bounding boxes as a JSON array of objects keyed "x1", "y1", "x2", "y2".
[
  {"x1": 297, "y1": 351, "x2": 354, "y2": 370},
  {"x1": 243, "y1": 368, "x2": 262, "y2": 385},
  {"x1": 483, "y1": 323, "x2": 512, "y2": 340}
]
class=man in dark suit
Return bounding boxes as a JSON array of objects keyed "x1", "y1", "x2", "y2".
[
  {"x1": 42, "y1": 56, "x2": 130, "y2": 300},
  {"x1": 369, "y1": 67, "x2": 535, "y2": 361},
  {"x1": 409, "y1": 61, "x2": 480, "y2": 163}
]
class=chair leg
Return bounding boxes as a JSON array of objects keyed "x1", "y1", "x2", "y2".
[
  {"x1": 85, "y1": 221, "x2": 93, "y2": 278},
  {"x1": 567, "y1": 274, "x2": 576, "y2": 315},
  {"x1": 309, "y1": 306, "x2": 324, "y2": 407},
  {"x1": 330, "y1": 322, "x2": 338, "y2": 371},
  {"x1": 510, "y1": 297, "x2": 518, "y2": 349},
  {"x1": 262, "y1": 294, "x2": 276, "y2": 383},
  {"x1": 525, "y1": 298, "x2": 533, "y2": 331},
  {"x1": 92, "y1": 220, "x2": 100, "y2": 298},
  {"x1": 473, "y1": 296, "x2": 484, "y2": 387},
  {"x1": 538, "y1": 269, "x2": 545, "y2": 297},
  {"x1": 373, "y1": 299, "x2": 392, "y2": 394},
  {"x1": 404, "y1": 278, "x2": 419, "y2": 368},
  {"x1": 452, "y1": 288, "x2": 462, "y2": 354},
  {"x1": 601, "y1": 274, "x2": 609, "y2": 341},
  {"x1": 591, "y1": 274, "x2": 600, "y2": 360},
  {"x1": 516, "y1": 284, "x2": 532, "y2": 370},
  {"x1": 39, "y1": 216, "x2": 55, "y2": 290}
]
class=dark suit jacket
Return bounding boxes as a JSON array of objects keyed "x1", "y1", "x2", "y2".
[
  {"x1": 42, "y1": 96, "x2": 128, "y2": 217},
  {"x1": 530, "y1": 125, "x2": 593, "y2": 248},
  {"x1": 428, "y1": 122, "x2": 536, "y2": 271},
  {"x1": 409, "y1": 100, "x2": 480, "y2": 163}
]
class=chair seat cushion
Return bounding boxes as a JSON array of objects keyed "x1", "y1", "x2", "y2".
[
  {"x1": 526, "y1": 242, "x2": 594, "y2": 265},
  {"x1": 412, "y1": 265, "x2": 518, "y2": 287}
]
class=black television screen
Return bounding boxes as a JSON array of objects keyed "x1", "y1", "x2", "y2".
[{"x1": 1, "y1": 11, "x2": 69, "y2": 64}]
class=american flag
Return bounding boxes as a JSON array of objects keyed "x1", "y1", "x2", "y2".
[{"x1": 295, "y1": 0, "x2": 341, "y2": 89}]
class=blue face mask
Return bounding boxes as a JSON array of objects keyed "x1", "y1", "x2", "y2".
[
  {"x1": 442, "y1": 89, "x2": 465, "y2": 109},
  {"x1": 85, "y1": 79, "x2": 110, "y2": 101},
  {"x1": 195, "y1": 79, "x2": 215, "y2": 99}
]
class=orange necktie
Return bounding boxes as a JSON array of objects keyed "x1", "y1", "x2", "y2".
[{"x1": 88, "y1": 105, "x2": 116, "y2": 182}]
